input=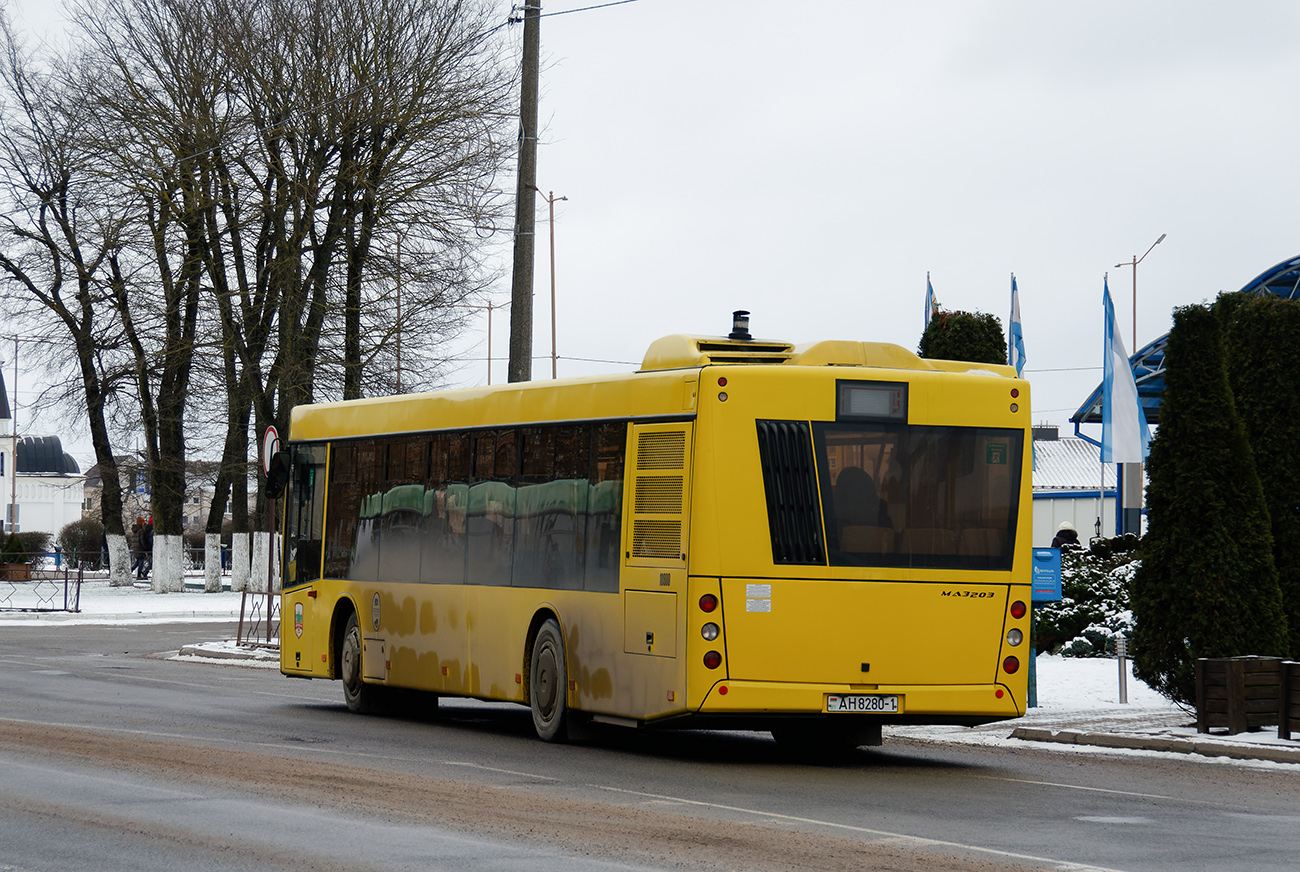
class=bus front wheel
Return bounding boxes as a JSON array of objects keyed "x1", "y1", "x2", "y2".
[
  {"x1": 341, "y1": 612, "x2": 381, "y2": 714},
  {"x1": 529, "y1": 619, "x2": 568, "y2": 742}
]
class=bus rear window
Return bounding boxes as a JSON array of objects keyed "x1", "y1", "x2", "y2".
[{"x1": 812, "y1": 422, "x2": 1022, "y2": 570}]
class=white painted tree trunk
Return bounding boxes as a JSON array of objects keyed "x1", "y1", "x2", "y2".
[
  {"x1": 204, "y1": 533, "x2": 222, "y2": 592},
  {"x1": 151, "y1": 534, "x2": 184, "y2": 593},
  {"x1": 251, "y1": 531, "x2": 269, "y2": 593},
  {"x1": 230, "y1": 532, "x2": 250, "y2": 592},
  {"x1": 271, "y1": 532, "x2": 281, "y2": 594},
  {"x1": 107, "y1": 534, "x2": 132, "y2": 587}
]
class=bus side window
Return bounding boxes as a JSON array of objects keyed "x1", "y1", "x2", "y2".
[
  {"x1": 585, "y1": 422, "x2": 627, "y2": 592},
  {"x1": 284, "y1": 445, "x2": 327, "y2": 587}
]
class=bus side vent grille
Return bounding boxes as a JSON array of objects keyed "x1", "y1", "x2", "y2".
[
  {"x1": 634, "y1": 477, "x2": 684, "y2": 514},
  {"x1": 636, "y1": 432, "x2": 686, "y2": 470},
  {"x1": 756, "y1": 420, "x2": 826, "y2": 565},
  {"x1": 631, "y1": 427, "x2": 688, "y2": 561},
  {"x1": 633, "y1": 520, "x2": 681, "y2": 558}
]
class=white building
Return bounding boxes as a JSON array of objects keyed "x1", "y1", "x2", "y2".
[
  {"x1": 1030, "y1": 428, "x2": 1123, "y2": 547},
  {"x1": 0, "y1": 370, "x2": 86, "y2": 539}
]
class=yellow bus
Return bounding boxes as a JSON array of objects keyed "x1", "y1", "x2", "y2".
[{"x1": 279, "y1": 318, "x2": 1032, "y2": 748}]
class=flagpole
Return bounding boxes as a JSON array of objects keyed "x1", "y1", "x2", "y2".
[{"x1": 1099, "y1": 273, "x2": 1107, "y2": 540}]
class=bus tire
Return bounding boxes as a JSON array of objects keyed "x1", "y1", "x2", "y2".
[
  {"x1": 341, "y1": 612, "x2": 381, "y2": 714},
  {"x1": 529, "y1": 618, "x2": 568, "y2": 742}
]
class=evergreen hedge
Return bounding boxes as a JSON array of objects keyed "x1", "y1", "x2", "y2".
[
  {"x1": 1219, "y1": 293, "x2": 1300, "y2": 659},
  {"x1": 1130, "y1": 304, "x2": 1289, "y2": 704},
  {"x1": 919, "y1": 310, "x2": 1007, "y2": 365}
]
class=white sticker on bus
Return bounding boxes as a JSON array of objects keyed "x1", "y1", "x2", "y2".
[
  {"x1": 746, "y1": 584, "x2": 771, "y2": 598},
  {"x1": 746, "y1": 598, "x2": 772, "y2": 613}
]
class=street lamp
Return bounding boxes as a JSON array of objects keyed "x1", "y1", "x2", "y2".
[
  {"x1": 1116, "y1": 233, "x2": 1166, "y2": 350},
  {"x1": 1113, "y1": 233, "x2": 1164, "y2": 539}
]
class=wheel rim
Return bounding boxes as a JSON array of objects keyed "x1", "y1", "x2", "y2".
[
  {"x1": 342, "y1": 628, "x2": 360, "y2": 688},
  {"x1": 535, "y1": 642, "x2": 558, "y2": 721}
]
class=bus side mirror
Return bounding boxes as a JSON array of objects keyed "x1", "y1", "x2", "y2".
[{"x1": 265, "y1": 450, "x2": 292, "y2": 499}]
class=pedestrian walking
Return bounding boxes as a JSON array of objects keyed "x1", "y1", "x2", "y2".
[{"x1": 141, "y1": 520, "x2": 154, "y2": 578}]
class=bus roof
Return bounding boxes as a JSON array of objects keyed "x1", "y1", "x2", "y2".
[
  {"x1": 640, "y1": 333, "x2": 1016, "y2": 377},
  {"x1": 288, "y1": 334, "x2": 1018, "y2": 442}
]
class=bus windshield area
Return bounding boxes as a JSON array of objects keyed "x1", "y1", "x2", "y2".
[
  {"x1": 814, "y1": 422, "x2": 1022, "y2": 570},
  {"x1": 756, "y1": 420, "x2": 1023, "y2": 570}
]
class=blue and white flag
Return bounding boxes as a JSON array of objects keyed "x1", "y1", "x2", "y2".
[
  {"x1": 1101, "y1": 277, "x2": 1151, "y2": 463},
  {"x1": 1008, "y1": 274, "x2": 1026, "y2": 378},
  {"x1": 925, "y1": 273, "x2": 937, "y2": 329}
]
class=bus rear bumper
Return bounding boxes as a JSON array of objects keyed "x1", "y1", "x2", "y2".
[{"x1": 695, "y1": 680, "x2": 1025, "y2": 724}]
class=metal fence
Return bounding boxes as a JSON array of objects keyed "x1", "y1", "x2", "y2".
[{"x1": 0, "y1": 553, "x2": 83, "y2": 613}]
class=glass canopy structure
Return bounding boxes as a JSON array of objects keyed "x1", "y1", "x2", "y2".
[{"x1": 1071, "y1": 253, "x2": 1300, "y2": 427}]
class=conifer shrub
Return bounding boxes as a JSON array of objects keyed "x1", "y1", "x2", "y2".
[
  {"x1": 1130, "y1": 304, "x2": 1289, "y2": 705},
  {"x1": 1, "y1": 532, "x2": 25, "y2": 563},
  {"x1": 1033, "y1": 536, "x2": 1137, "y2": 656},
  {"x1": 2, "y1": 531, "x2": 51, "y2": 569},
  {"x1": 1219, "y1": 292, "x2": 1300, "y2": 659},
  {"x1": 919, "y1": 310, "x2": 1007, "y2": 365}
]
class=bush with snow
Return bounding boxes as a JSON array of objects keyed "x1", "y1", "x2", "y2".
[{"x1": 1034, "y1": 535, "x2": 1139, "y2": 657}]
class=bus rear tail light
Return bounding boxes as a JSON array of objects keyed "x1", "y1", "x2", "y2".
[
  {"x1": 1006, "y1": 628, "x2": 1023, "y2": 647},
  {"x1": 1003, "y1": 656, "x2": 1020, "y2": 674},
  {"x1": 1010, "y1": 600, "x2": 1026, "y2": 619},
  {"x1": 703, "y1": 651, "x2": 722, "y2": 669},
  {"x1": 699, "y1": 594, "x2": 718, "y2": 613},
  {"x1": 701, "y1": 622, "x2": 720, "y2": 641}
]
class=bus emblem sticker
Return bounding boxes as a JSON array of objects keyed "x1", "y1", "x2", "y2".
[
  {"x1": 372, "y1": 593, "x2": 381, "y2": 631},
  {"x1": 746, "y1": 583, "x2": 772, "y2": 613},
  {"x1": 294, "y1": 602, "x2": 303, "y2": 638}
]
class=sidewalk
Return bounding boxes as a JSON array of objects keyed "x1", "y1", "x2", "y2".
[
  {"x1": 7, "y1": 578, "x2": 1299, "y2": 764},
  {"x1": 889, "y1": 655, "x2": 1300, "y2": 765}
]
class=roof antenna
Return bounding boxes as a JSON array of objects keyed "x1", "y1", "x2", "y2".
[{"x1": 729, "y1": 310, "x2": 751, "y2": 341}]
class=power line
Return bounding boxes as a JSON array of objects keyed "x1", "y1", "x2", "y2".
[
  {"x1": 507, "y1": 0, "x2": 641, "y2": 25},
  {"x1": 540, "y1": 0, "x2": 642, "y2": 18},
  {"x1": 1025, "y1": 366, "x2": 1103, "y2": 374}
]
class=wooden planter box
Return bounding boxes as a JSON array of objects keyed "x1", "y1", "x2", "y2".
[
  {"x1": 0, "y1": 563, "x2": 31, "y2": 582},
  {"x1": 1196, "y1": 656, "x2": 1283, "y2": 735},
  {"x1": 1280, "y1": 661, "x2": 1300, "y2": 741}
]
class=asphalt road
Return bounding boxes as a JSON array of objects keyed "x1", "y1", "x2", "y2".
[{"x1": 1, "y1": 622, "x2": 1297, "y2": 872}]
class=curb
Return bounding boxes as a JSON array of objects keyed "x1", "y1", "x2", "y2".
[
  {"x1": 177, "y1": 643, "x2": 278, "y2": 663},
  {"x1": 1010, "y1": 727, "x2": 1300, "y2": 764}
]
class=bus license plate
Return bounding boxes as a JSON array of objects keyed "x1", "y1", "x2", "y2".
[{"x1": 826, "y1": 694, "x2": 898, "y2": 713}]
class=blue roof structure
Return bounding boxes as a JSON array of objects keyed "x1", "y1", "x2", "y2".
[{"x1": 1071, "y1": 254, "x2": 1300, "y2": 426}]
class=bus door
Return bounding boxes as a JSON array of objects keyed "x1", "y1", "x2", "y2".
[
  {"x1": 620, "y1": 421, "x2": 693, "y2": 716},
  {"x1": 282, "y1": 444, "x2": 328, "y2": 676}
]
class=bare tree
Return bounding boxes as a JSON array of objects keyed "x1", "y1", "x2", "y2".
[
  {"x1": 0, "y1": 18, "x2": 136, "y2": 584},
  {"x1": 3, "y1": 0, "x2": 514, "y2": 591},
  {"x1": 71, "y1": 0, "x2": 240, "y2": 590}
]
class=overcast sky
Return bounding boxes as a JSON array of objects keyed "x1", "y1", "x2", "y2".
[{"x1": 9, "y1": 0, "x2": 1300, "y2": 462}]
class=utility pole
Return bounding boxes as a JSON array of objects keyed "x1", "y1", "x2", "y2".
[
  {"x1": 508, "y1": 1, "x2": 541, "y2": 383},
  {"x1": 8, "y1": 336, "x2": 16, "y2": 536},
  {"x1": 532, "y1": 188, "x2": 567, "y2": 379},
  {"x1": 396, "y1": 238, "x2": 403, "y2": 393}
]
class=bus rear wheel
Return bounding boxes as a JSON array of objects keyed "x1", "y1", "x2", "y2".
[
  {"x1": 529, "y1": 619, "x2": 568, "y2": 742},
  {"x1": 341, "y1": 612, "x2": 381, "y2": 714}
]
